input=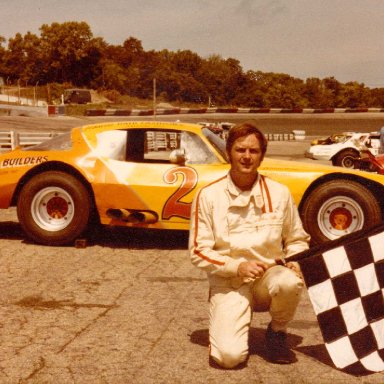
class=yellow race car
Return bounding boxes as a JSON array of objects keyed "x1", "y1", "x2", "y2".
[{"x1": 0, "y1": 121, "x2": 383, "y2": 246}]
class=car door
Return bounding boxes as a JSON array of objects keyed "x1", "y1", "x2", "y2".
[{"x1": 91, "y1": 127, "x2": 228, "y2": 229}]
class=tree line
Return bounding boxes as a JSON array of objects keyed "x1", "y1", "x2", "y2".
[{"x1": 1, "y1": 21, "x2": 384, "y2": 108}]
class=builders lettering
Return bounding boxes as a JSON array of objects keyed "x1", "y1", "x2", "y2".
[{"x1": 2, "y1": 156, "x2": 48, "y2": 167}]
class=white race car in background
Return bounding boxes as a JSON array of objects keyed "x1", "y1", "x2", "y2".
[{"x1": 305, "y1": 132, "x2": 380, "y2": 168}]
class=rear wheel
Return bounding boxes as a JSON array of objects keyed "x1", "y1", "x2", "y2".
[
  {"x1": 332, "y1": 149, "x2": 359, "y2": 168},
  {"x1": 300, "y1": 179, "x2": 382, "y2": 245},
  {"x1": 17, "y1": 171, "x2": 91, "y2": 245}
]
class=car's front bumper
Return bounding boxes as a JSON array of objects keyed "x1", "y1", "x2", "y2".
[{"x1": 304, "y1": 150, "x2": 331, "y2": 161}]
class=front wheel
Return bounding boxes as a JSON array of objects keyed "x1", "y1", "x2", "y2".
[
  {"x1": 332, "y1": 149, "x2": 359, "y2": 168},
  {"x1": 300, "y1": 179, "x2": 382, "y2": 245},
  {"x1": 17, "y1": 171, "x2": 91, "y2": 245}
]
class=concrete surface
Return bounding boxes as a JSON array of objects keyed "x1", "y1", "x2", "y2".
[{"x1": 0, "y1": 207, "x2": 382, "y2": 384}]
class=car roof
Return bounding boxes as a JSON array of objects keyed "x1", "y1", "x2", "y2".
[
  {"x1": 80, "y1": 121, "x2": 202, "y2": 134},
  {"x1": 77, "y1": 121, "x2": 206, "y2": 148}
]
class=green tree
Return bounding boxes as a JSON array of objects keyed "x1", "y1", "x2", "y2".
[
  {"x1": 196, "y1": 55, "x2": 247, "y2": 105},
  {"x1": 322, "y1": 77, "x2": 341, "y2": 107},
  {"x1": 120, "y1": 37, "x2": 144, "y2": 68},
  {"x1": 149, "y1": 49, "x2": 207, "y2": 103},
  {"x1": 0, "y1": 36, "x2": 6, "y2": 75},
  {"x1": 370, "y1": 88, "x2": 384, "y2": 107},
  {"x1": 3, "y1": 32, "x2": 45, "y2": 84},
  {"x1": 171, "y1": 49, "x2": 204, "y2": 78},
  {"x1": 134, "y1": 50, "x2": 162, "y2": 99},
  {"x1": 303, "y1": 78, "x2": 337, "y2": 108},
  {"x1": 234, "y1": 70, "x2": 268, "y2": 107},
  {"x1": 96, "y1": 59, "x2": 128, "y2": 93},
  {"x1": 39, "y1": 21, "x2": 104, "y2": 85},
  {"x1": 3, "y1": 33, "x2": 28, "y2": 81},
  {"x1": 337, "y1": 81, "x2": 370, "y2": 108},
  {"x1": 1, "y1": 21, "x2": 383, "y2": 108}
]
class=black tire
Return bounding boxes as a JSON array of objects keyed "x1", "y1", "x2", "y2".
[
  {"x1": 300, "y1": 179, "x2": 382, "y2": 245},
  {"x1": 332, "y1": 149, "x2": 359, "y2": 168},
  {"x1": 17, "y1": 171, "x2": 91, "y2": 245}
]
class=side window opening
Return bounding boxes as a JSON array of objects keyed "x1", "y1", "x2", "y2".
[
  {"x1": 143, "y1": 131, "x2": 181, "y2": 162},
  {"x1": 141, "y1": 130, "x2": 217, "y2": 164},
  {"x1": 126, "y1": 130, "x2": 145, "y2": 162},
  {"x1": 95, "y1": 128, "x2": 218, "y2": 165}
]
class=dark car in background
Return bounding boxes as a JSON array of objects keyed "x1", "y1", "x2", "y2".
[{"x1": 63, "y1": 89, "x2": 91, "y2": 104}]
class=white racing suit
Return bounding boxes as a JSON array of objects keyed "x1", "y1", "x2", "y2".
[{"x1": 189, "y1": 173, "x2": 310, "y2": 368}]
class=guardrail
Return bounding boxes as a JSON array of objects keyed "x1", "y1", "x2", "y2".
[
  {"x1": 85, "y1": 107, "x2": 384, "y2": 117},
  {"x1": 0, "y1": 131, "x2": 57, "y2": 152},
  {"x1": 264, "y1": 132, "x2": 296, "y2": 141}
]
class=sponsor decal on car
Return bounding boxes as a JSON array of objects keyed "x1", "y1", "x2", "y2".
[{"x1": 1, "y1": 156, "x2": 49, "y2": 168}]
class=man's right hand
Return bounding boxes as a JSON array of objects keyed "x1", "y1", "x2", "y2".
[{"x1": 237, "y1": 261, "x2": 268, "y2": 279}]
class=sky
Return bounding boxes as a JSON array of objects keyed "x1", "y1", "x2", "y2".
[{"x1": 1, "y1": 0, "x2": 384, "y2": 87}]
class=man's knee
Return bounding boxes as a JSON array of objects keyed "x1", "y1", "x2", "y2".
[
  {"x1": 270, "y1": 267, "x2": 303, "y2": 298},
  {"x1": 210, "y1": 343, "x2": 248, "y2": 369}
]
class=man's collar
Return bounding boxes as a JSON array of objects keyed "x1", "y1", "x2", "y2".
[{"x1": 226, "y1": 172, "x2": 261, "y2": 196}]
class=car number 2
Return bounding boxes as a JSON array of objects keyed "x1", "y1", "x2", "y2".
[{"x1": 162, "y1": 166, "x2": 198, "y2": 220}]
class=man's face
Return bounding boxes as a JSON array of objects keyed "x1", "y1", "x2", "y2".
[{"x1": 229, "y1": 134, "x2": 264, "y2": 176}]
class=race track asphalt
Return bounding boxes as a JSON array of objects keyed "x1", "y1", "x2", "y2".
[
  {"x1": 2, "y1": 110, "x2": 384, "y2": 136},
  {"x1": 0, "y1": 207, "x2": 382, "y2": 383}
]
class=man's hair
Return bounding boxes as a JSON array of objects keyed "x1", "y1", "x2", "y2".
[{"x1": 226, "y1": 122, "x2": 268, "y2": 158}]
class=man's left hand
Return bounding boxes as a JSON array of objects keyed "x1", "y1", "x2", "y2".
[{"x1": 285, "y1": 261, "x2": 303, "y2": 281}]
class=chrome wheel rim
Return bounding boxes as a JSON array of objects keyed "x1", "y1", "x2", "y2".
[
  {"x1": 31, "y1": 187, "x2": 75, "y2": 231},
  {"x1": 317, "y1": 196, "x2": 364, "y2": 239}
]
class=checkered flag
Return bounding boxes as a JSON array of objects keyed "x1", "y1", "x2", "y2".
[{"x1": 287, "y1": 224, "x2": 384, "y2": 373}]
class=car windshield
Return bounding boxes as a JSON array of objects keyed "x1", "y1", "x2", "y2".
[
  {"x1": 333, "y1": 135, "x2": 349, "y2": 143},
  {"x1": 24, "y1": 132, "x2": 72, "y2": 151},
  {"x1": 202, "y1": 127, "x2": 228, "y2": 161}
]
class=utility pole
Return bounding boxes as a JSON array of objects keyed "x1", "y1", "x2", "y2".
[
  {"x1": 18, "y1": 79, "x2": 21, "y2": 105},
  {"x1": 153, "y1": 78, "x2": 156, "y2": 119},
  {"x1": 34, "y1": 81, "x2": 39, "y2": 106}
]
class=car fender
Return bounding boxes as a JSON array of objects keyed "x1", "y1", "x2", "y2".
[
  {"x1": 10, "y1": 160, "x2": 95, "y2": 207},
  {"x1": 330, "y1": 147, "x2": 360, "y2": 161},
  {"x1": 298, "y1": 171, "x2": 384, "y2": 214}
]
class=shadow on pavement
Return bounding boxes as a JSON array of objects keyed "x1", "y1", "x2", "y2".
[
  {"x1": 190, "y1": 327, "x2": 302, "y2": 353},
  {"x1": 189, "y1": 327, "x2": 340, "y2": 370},
  {"x1": 89, "y1": 226, "x2": 190, "y2": 249},
  {"x1": 190, "y1": 327, "x2": 375, "y2": 376},
  {"x1": 0, "y1": 221, "x2": 25, "y2": 240},
  {"x1": 0, "y1": 221, "x2": 190, "y2": 249}
]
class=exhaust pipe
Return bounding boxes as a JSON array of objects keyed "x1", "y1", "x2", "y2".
[{"x1": 107, "y1": 208, "x2": 158, "y2": 224}]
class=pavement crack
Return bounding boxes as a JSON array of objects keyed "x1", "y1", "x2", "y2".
[
  {"x1": 55, "y1": 285, "x2": 131, "y2": 354},
  {"x1": 20, "y1": 356, "x2": 45, "y2": 383},
  {"x1": 55, "y1": 306, "x2": 112, "y2": 354}
]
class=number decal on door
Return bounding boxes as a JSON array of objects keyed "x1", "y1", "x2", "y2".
[{"x1": 162, "y1": 166, "x2": 198, "y2": 220}]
